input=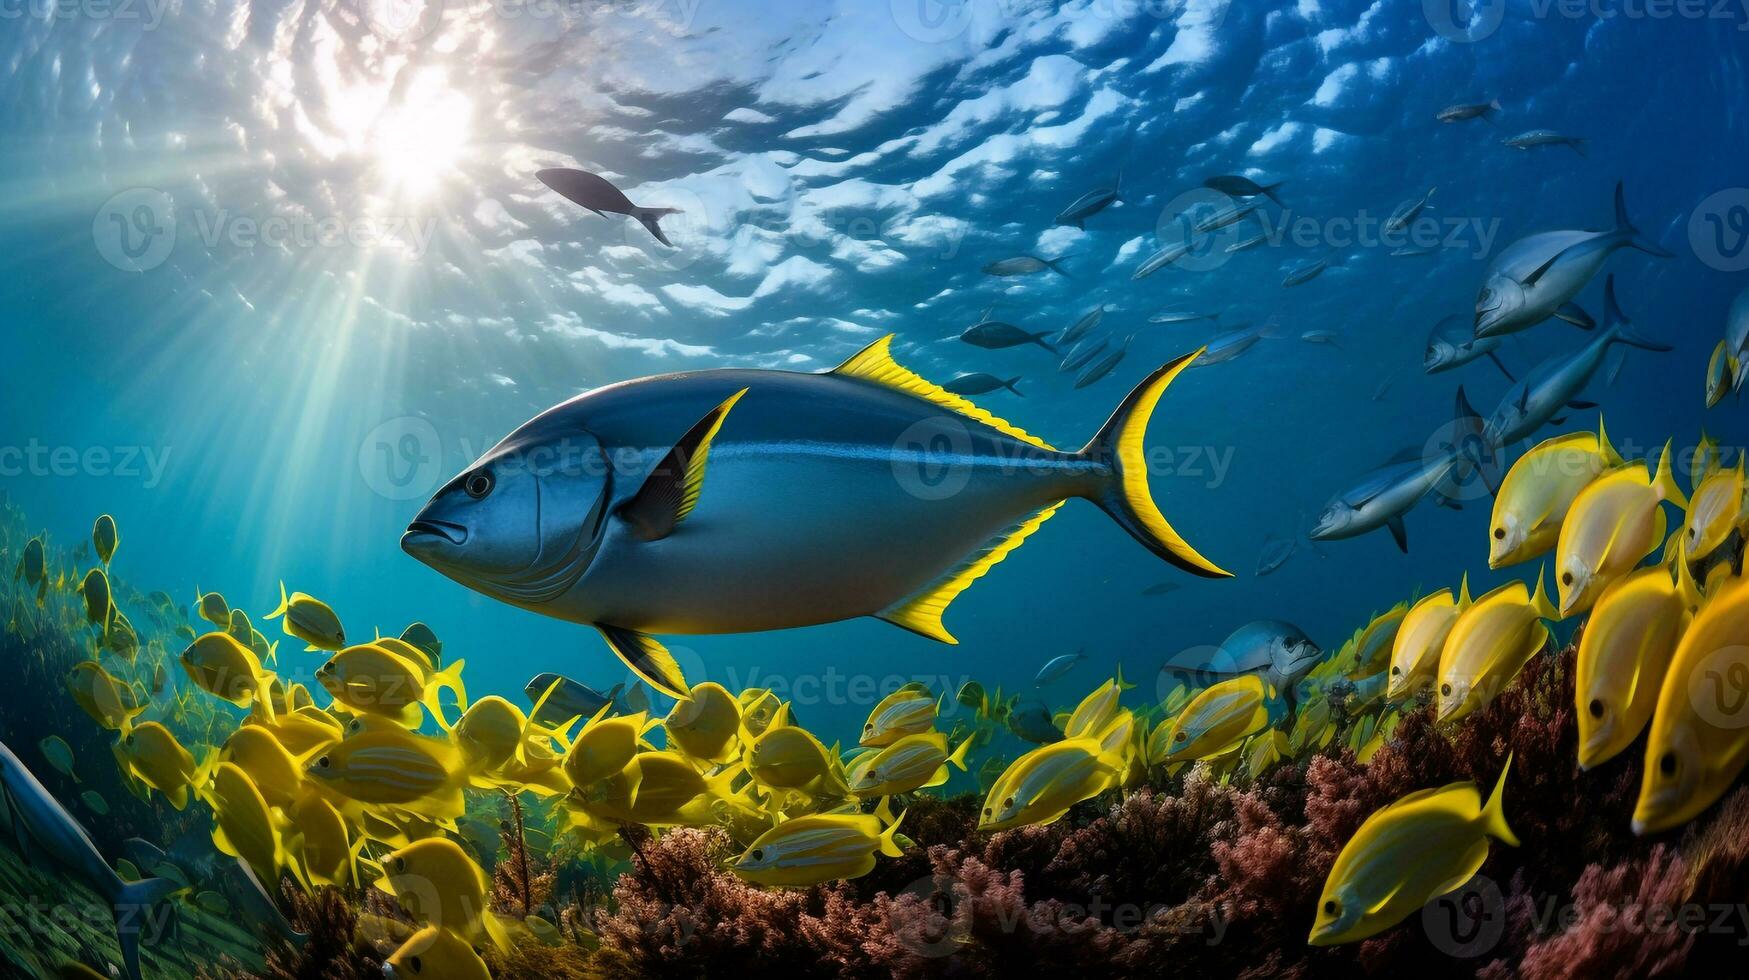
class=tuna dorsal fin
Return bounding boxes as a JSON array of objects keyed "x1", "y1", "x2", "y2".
[
  {"x1": 878, "y1": 500, "x2": 1066, "y2": 643},
  {"x1": 621, "y1": 388, "x2": 748, "y2": 542},
  {"x1": 831, "y1": 335, "x2": 1056, "y2": 451}
]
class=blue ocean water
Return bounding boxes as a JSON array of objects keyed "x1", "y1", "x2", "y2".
[{"x1": 0, "y1": 0, "x2": 1744, "y2": 744}]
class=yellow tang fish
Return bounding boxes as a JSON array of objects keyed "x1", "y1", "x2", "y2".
[
  {"x1": 1309, "y1": 757, "x2": 1516, "y2": 945},
  {"x1": 488, "y1": 733, "x2": 574, "y2": 798},
  {"x1": 316, "y1": 643, "x2": 466, "y2": 729},
  {"x1": 1388, "y1": 576, "x2": 1471, "y2": 701},
  {"x1": 1345, "y1": 604, "x2": 1409, "y2": 679},
  {"x1": 1062, "y1": 666, "x2": 1134, "y2": 739},
  {"x1": 375, "y1": 838, "x2": 510, "y2": 950},
  {"x1": 221, "y1": 724, "x2": 325, "y2": 809},
  {"x1": 731, "y1": 801, "x2": 906, "y2": 886},
  {"x1": 452, "y1": 696, "x2": 550, "y2": 774},
  {"x1": 665, "y1": 681, "x2": 742, "y2": 764},
  {"x1": 289, "y1": 788, "x2": 359, "y2": 888},
  {"x1": 117, "y1": 722, "x2": 200, "y2": 811},
  {"x1": 66, "y1": 660, "x2": 146, "y2": 733},
  {"x1": 1151, "y1": 674, "x2": 1276, "y2": 765},
  {"x1": 200, "y1": 761, "x2": 308, "y2": 892},
  {"x1": 306, "y1": 729, "x2": 469, "y2": 821},
  {"x1": 1245, "y1": 730, "x2": 1290, "y2": 779},
  {"x1": 1288, "y1": 693, "x2": 1336, "y2": 757},
  {"x1": 1436, "y1": 571, "x2": 1557, "y2": 725},
  {"x1": 1634, "y1": 573, "x2": 1749, "y2": 834},
  {"x1": 91, "y1": 514, "x2": 118, "y2": 565},
  {"x1": 562, "y1": 709, "x2": 656, "y2": 789},
  {"x1": 737, "y1": 688, "x2": 785, "y2": 739},
  {"x1": 848, "y1": 731, "x2": 973, "y2": 797},
  {"x1": 179, "y1": 632, "x2": 279, "y2": 722},
  {"x1": 250, "y1": 705, "x2": 345, "y2": 757},
  {"x1": 860, "y1": 683, "x2": 937, "y2": 747},
  {"x1": 1556, "y1": 444, "x2": 1689, "y2": 617},
  {"x1": 571, "y1": 751, "x2": 729, "y2": 825},
  {"x1": 194, "y1": 588, "x2": 230, "y2": 626},
  {"x1": 748, "y1": 712, "x2": 844, "y2": 792},
  {"x1": 78, "y1": 568, "x2": 111, "y2": 628},
  {"x1": 384, "y1": 925, "x2": 490, "y2": 980},
  {"x1": 1577, "y1": 557, "x2": 1695, "y2": 771},
  {"x1": 1488, "y1": 419, "x2": 1621, "y2": 569},
  {"x1": 978, "y1": 737, "x2": 1123, "y2": 831},
  {"x1": 1683, "y1": 455, "x2": 1746, "y2": 565},
  {"x1": 265, "y1": 581, "x2": 347, "y2": 651}
]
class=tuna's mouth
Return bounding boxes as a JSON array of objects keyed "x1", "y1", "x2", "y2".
[{"x1": 405, "y1": 519, "x2": 468, "y2": 546}]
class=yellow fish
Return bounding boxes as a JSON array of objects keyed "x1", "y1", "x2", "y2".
[
  {"x1": 1151, "y1": 674, "x2": 1276, "y2": 765},
  {"x1": 748, "y1": 713, "x2": 844, "y2": 793},
  {"x1": 374, "y1": 635, "x2": 439, "y2": 674},
  {"x1": 1488, "y1": 420, "x2": 1621, "y2": 568},
  {"x1": 665, "y1": 681, "x2": 742, "y2": 764},
  {"x1": 731, "y1": 802, "x2": 906, "y2": 886},
  {"x1": 1062, "y1": 666, "x2": 1134, "y2": 739},
  {"x1": 860, "y1": 684, "x2": 937, "y2": 747},
  {"x1": 116, "y1": 722, "x2": 200, "y2": 810},
  {"x1": 306, "y1": 729, "x2": 468, "y2": 821},
  {"x1": 1576, "y1": 559, "x2": 1694, "y2": 771},
  {"x1": 1309, "y1": 758, "x2": 1517, "y2": 945},
  {"x1": 1388, "y1": 576, "x2": 1471, "y2": 701},
  {"x1": 738, "y1": 688, "x2": 785, "y2": 739},
  {"x1": 562, "y1": 709, "x2": 656, "y2": 789},
  {"x1": 1683, "y1": 455, "x2": 1746, "y2": 565},
  {"x1": 199, "y1": 761, "x2": 308, "y2": 891},
  {"x1": 104, "y1": 612, "x2": 139, "y2": 663},
  {"x1": 1556, "y1": 444, "x2": 1688, "y2": 617},
  {"x1": 250, "y1": 705, "x2": 345, "y2": 757},
  {"x1": 226, "y1": 609, "x2": 254, "y2": 648},
  {"x1": 979, "y1": 737, "x2": 1122, "y2": 831},
  {"x1": 221, "y1": 724, "x2": 325, "y2": 809},
  {"x1": 316, "y1": 643, "x2": 466, "y2": 729},
  {"x1": 194, "y1": 588, "x2": 230, "y2": 626},
  {"x1": 265, "y1": 582, "x2": 347, "y2": 651},
  {"x1": 289, "y1": 788, "x2": 359, "y2": 888},
  {"x1": 77, "y1": 568, "x2": 111, "y2": 628},
  {"x1": 179, "y1": 632, "x2": 279, "y2": 721},
  {"x1": 91, "y1": 514, "x2": 118, "y2": 565},
  {"x1": 1436, "y1": 571, "x2": 1557, "y2": 724},
  {"x1": 452, "y1": 696, "x2": 546, "y2": 774},
  {"x1": 848, "y1": 731, "x2": 972, "y2": 797},
  {"x1": 66, "y1": 660, "x2": 146, "y2": 733},
  {"x1": 1244, "y1": 730, "x2": 1290, "y2": 779},
  {"x1": 571, "y1": 751, "x2": 725, "y2": 825},
  {"x1": 1634, "y1": 573, "x2": 1749, "y2": 834},
  {"x1": 384, "y1": 925, "x2": 490, "y2": 980},
  {"x1": 375, "y1": 838, "x2": 510, "y2": 950},
  {"x1": 1288, "y1": 695, "x2": 1336, "y2": 757},
  {"x1": 1706, "y1": 338, "x2": 1735, "y2": 409}
]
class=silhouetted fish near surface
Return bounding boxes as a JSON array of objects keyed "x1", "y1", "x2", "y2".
[
  {"x1": 1438, "y1": 99, "x2": 1501, "y2": 122},
  {"x1": 962, "y1": 311, "x2": 1057, "y2": 352},
  {"x1": 1057, "y1": 306, "x2": 1104, "y2": 346},
  {"x1": 403, "y1": 335, "x2": 1231, "y2": 696},
  {"x1": 1256, "y1": 533, "x2": 1296, "y2": 576},
  {"x1": 1055, "y1": 174, "x2": 1122, "y2": 229},
  {"x1": 943, "y1": 373, "x2": 1023, "y2": 397},
  {"x1": 1191, "y1": 321, "x2": 1278, "y2": 366},
  {"x1": 1385, "y1": 187, "x2": 1436, "y2": 234},
  {"x1": 982, "y1": 254, "x2": 1071, "y2": 278},
  {"x1": 1149, "y1": 310, "x2": 1220, "y2": 325},
  {"x1": 1204, "y1": 174, "x2": 1284, "y2": 204},
  {"x1": 536, "y1": 168, "x2": 682, "y2": 247},
  {"x1": 1132, "y1": 239, "x2": 1199, "y2": 279},
  {"x1": 1284, "y1": 255, "x2": 1338, "y2": 287},
  {"x1": 1075, "y1": 337, "x2": 1131, "y2": 389},
  {"x1": 1503, "y1": 129, "x2": 1588, "y2": 155},
  {"x1": 1059, "y1": 337, "x2": 1108, "y2": 373},
  {"x1": 1033, "y1": 649, "x2": 1085, "y2": 686}
]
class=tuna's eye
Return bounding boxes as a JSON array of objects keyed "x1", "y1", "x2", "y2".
[
  {"x1": 1493, "y1": 527, "x2": 1505, "y2": 540},
  {"x1": 464, "y1": 469, "x2": 494, "y2": 499},
  {"x1": 1323, "y1": 900, "x2": 1338, "y2": 916},
  {"x1": 1659, "y1": 752, "x2": 1677, "y2": 776},
  {"x1": 1588, "y1": 699, "x2": 1604, "y2": 718}
]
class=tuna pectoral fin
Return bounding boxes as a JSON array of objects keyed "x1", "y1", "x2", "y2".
[
  {"x1": 1553, "y1": 303, "x2": 1595, "y2": 329},
  {"x1": 1, "y1": 782, "x2": 33, "y2": 868},
  {"x1": 1487, "y1": 352, "x2": 1516, "y2": 382},
  {"x1": 620, "y1": 388, "x2": 749, "y2": 542},
  {"x1": 878, "y1": 501, "x2": 1067, "y2": 644},
  {"x1": 596, "y1": 625, "x2": 687, "y2": 699},
  {"x1": 1081, "y1": 350, "x2": 1231, "y2": 578},
  {"x1": 1386, "y1": 516, "x2": 1408, "y2": 553},
  {"x1": 112, "y1": 875, "x2": 180, "y2": 980}
]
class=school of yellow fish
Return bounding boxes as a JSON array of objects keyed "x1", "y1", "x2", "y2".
[{"x1": 6, "y1": 423, "x2": 1749, "y2": 970}]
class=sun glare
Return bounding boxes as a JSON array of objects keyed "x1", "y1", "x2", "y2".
[{"x1": 372, "y1": 70, "x2": 474, "y2": 196}]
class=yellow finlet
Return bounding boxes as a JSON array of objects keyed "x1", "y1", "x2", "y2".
[
  {"x1": 879, "y1": 500, "x2": 1067, "y2": 643},
  {"x1": 832, "y1": 335, "x2": 1056, "y2": 451}
]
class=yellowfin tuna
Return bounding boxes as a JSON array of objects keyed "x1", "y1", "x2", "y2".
[{"x1": 1309, "y1": 758, "x2": 1517, "y2": 945}]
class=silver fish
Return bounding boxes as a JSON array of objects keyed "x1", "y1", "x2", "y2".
[
  {"x1": 524, "y1": 673, "x2": 625, "y2": 727},
  {"x1": 1726, "y1": 285, "x2": 1749, "y2": 394},
  {"x1": 1423, "y1": 312, "x2": 1514, "y2": 380},
  {"x1": 1057, "y1": 306, "x2": 1105, "y2": 346},
  {"x1": 1484, "y1": 277, "x2": 1670, "y2": 447},
  {"x1": 1, "y1": 740, "x2": 181, "y2": 980},
  {"x1": 1074, "y1": 337, "x2": 1131, "y2": 389},
  {"x1": 1059, "y1": 337, "x2": 1109, "y2": 373},
  {"x1": 1438, "y1": 99, "x2": 1501, "y2": 123},
  {"x1": 1132, "y1": 238, "x2": 1199, "y2": 280},
  {"x1": 1310, "y1": 388, "x2": 1490, "y2": 552},
  {"x1": 1191, "y1": 322, "x2": 1274, "y2": 366},
  {"x1": 1474, "y1": 183, "x2": 1669, "y2": 338},
  {"x1": 1283, "y1": 256, "x2": 1335, "y2": 287},
  {"x1": 1203, "y1": 175, "x2": 1284, "y2": 204},
  {"x1": 1033, "y1": 649, "x2": 1086, "y2": 686},
  {"x1": 1228, "y1": 232, "x2": 1268, "y2": 253},
  {"x1": 404, "y1": 337, "x2": 1232, "y2": 695},
  {"x1": 1006, "y1": 701, "x2": 1063, "y2": 744},
  {"x1": 1385, "y1": 187, "x2": 1437, "y2": 235},
  {"x1": 1160, "y1": 620, "x2": 1322, "y2": 707},
  {"x1": 962, "y1": 310, "x2": 1058, "y2": 352},
  {"x1": 536, "y1": 168, "x2": 680, "y2": 247},
  {"x1": 1055, "y1": 175, "x2": 1123, "y2": 229},
  {"x1": 943, "y1": 373, "x2": 1024, "y2": 397},
  {"x1": 1503, "y1": 129, "x2": 1588, "y2": 154},
  {"x1": 1256, "y1": 533, "x2": 1296, "y2": 576},
  {"x1": 1149, "y1": 310, "x2": 1220, "y2": 325},
  {"x1": 1301, "y1": 330, "x2": 1341, "y2": 347},
  {"x1": 982, "y1": 254, "x2": 1071, "y2": 278},
  {"x1": 1194, "y1": 200, "x2": 1260, "y2": 235}
]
